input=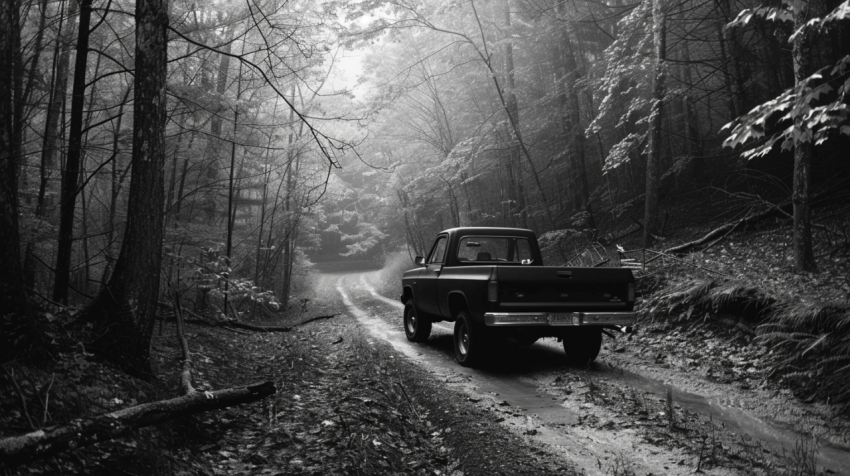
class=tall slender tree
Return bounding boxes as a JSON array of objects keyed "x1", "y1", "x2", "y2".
[
  {"x1": 644, "y1": 0, "x2": 667, "y2": 247},
  {"x1": 82, "y1": 0, "x2": 169, "y2": 375},
  {"x1": 54, "y1": 0, "x2": 93, "y2": 303},
  {"x1": 0, "y1": 0, "x2": 30, "y2": 323},
  {"x1": 790, "y1": 0, "x2": 817, "y2": 272}
]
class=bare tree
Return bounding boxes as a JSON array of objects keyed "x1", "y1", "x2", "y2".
[
  {"x1": 0, "y1": 0, "x2": 31, "y2": 326},
  {"x1": 53, "y1": 0, "x2": 94, "y2": 304}
]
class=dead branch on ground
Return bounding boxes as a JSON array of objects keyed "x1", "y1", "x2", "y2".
[
  {"x1": 223, "y1": 314, "x2": 338, "y2": 332},
  {"x1": 672, "y1": 182, "x2": 848, "y2": 255},
  {"x1": 0, "y1": 381, "x2": 275, "y2": 468},
  {"x1": 0, "y1": 295, "x2": 283, "y2": 468}
]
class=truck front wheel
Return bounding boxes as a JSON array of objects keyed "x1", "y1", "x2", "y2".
[
  {"x1": 404, "y1": 300, "x2": 431, "y2": 342},
  {"x1": 563, "y1": 327, "x2": 602, "y2": 365},
  {"x1": 454, "y1": 311, "x2": 488, "y2": 367}
]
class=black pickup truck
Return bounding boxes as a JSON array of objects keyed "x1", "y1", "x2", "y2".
[{"x1": 400, "y1": 227, "x2": 636, "y2": 366}]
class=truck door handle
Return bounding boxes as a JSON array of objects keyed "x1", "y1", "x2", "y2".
[{"x1": 557, "y1": 271, "x2": 572, "y2": 278}]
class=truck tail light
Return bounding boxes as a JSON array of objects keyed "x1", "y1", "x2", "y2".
[
  {"x1": 628, "y1": 283, "x2": 635, "y2": 301},
  {"x1": 488, "y1": 281, "x2": 498, "y2": 302}
]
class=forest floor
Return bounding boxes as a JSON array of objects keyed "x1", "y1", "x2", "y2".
[
  {"x1": 3, "y1": 198, "x2": 850, "y2": 474},
  {"x1": 0, "y1": 289, "x2": 573, "y2": 475}
]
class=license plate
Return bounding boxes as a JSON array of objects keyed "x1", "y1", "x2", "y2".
[{"x1": 548, "y1": 313, "x2": 574, "y2": 325}]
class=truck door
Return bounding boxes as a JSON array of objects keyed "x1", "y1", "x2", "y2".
[{"x1": 419, "y1": 235, "x2": 447, "y2": 317}]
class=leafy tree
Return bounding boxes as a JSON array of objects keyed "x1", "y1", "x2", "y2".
[{"x1": 723, "y1": 0, "x2": 850, "y2": 271}]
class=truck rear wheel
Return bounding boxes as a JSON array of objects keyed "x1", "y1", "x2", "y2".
[
  {"x1": 404, "y1": 300, "x2": 431, "y2": 342},
  {"x1": 454, "y1": 311, "x2": 488, "y2": 367},
  {"x1": 563, "y1": 327, "x2": 602, "y2": 365}
]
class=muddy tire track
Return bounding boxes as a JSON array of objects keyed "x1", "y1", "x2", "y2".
[{"x1": 330, "y1": 272, "x2": 804, "y2": 475}]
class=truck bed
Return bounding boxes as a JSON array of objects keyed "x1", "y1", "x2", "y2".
[{"x1": 493, "y1": 266, "x2": 634, "y2": 312}]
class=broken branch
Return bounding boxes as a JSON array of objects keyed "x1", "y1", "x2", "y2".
[{"x1": 664, "y1": 201, "x2": 790, "y2": 255}]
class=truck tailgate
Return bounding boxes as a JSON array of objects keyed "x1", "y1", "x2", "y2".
[{"x1": 495, "y1": 266, "x2": 634, "y2": 312}]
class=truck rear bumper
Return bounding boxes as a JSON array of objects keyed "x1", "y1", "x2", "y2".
[{"x1": 484, "y1": 312, "x2": 636, "y2": 327}]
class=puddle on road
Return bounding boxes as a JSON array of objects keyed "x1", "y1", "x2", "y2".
[
  {"x1": 521, "y1": 337, "x2": 850, "y2": 473},
  {"x1": 614, "y1": 368, "x2": 850, "y2": 473}
]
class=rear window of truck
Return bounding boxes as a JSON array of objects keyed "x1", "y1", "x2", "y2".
[{"x1": 456, "y1": 236, "x2": 532, "y2": 263}]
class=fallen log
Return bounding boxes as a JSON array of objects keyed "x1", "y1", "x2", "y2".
[
  {"x1": 664, "y1": 220, "x2": 742, "y2": 255},
  {"x1": 664, "y1": 201, "x2": 791, "y2": 255},
  {"x1": 174, "y1": 314, "x2": 338, "y2": 332},
  {"x1": 668, "y1": 183, "x2": 848, "y2": 256},
  {"x1": 0, "y1": 381, "x2": 275, "y2": 469},
  {"x1": 157, "y1": 302, "x2": 338, "y2": 333}
]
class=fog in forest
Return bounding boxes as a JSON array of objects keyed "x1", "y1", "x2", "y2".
[{"x1": 2, "y1": 0, "x2": 850, "y2": 471}]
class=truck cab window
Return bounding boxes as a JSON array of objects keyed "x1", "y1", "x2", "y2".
[
  {"x1": 428, "y1": 236, "x2": 448, "y2": 264},
  {"x1": 457, "y1": 236, "x2": 532, "y2": 263}
]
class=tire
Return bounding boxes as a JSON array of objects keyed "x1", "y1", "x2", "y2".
[
  {"x1": 403, "y1": 300, "x2": 431, "y2": 342},
  {"x1": 454, "y1": 311, "x2": 489, "y2": 367},
  {"x1": 562, "y1": 327, "x2": 602, "y2": 365}
]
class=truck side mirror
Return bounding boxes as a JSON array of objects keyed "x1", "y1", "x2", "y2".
[{"x1": 414, "y1": 256, "x2": 425, "y2": 266}]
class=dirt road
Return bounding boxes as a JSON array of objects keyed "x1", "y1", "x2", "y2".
[{"x1": 322, "y1": 269, "x2": 850, "y2": 475}]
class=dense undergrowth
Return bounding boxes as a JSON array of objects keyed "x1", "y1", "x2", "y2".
[
  {"x1": 612, "y1": 196, "x2": 850, "y2": 410},
  {"x1": 642, "y1": 275, "x2": 850, "y2": 409},
  {"x1": 0, "y1": 298, "x2": 456, "y2": 475}
]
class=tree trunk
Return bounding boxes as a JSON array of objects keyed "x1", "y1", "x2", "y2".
[
  {"x1": 555, "y1": 2, "x2": 595, "y2": 229},
  {"x1": 644, "y1": 0, "x2": 667, "y2": 247},
  {"x1": 25, "y1": 0, "x2": 80, "y2": 292},
  {"x1": 280, "y1": 154, "x2": 297, "y2": 309},
  {"x1": 791, "y1": 3, "x2": 817, "y2": 272},
  {"x1": 471, "y1": 0, "x2": 557, "y2": 231},
  {"x1": 503, "y1": 0, "x2": 528, "y2": 229},
  {"x1": 53, "y1": 0, "x2": 93, "y2": 304},
  {"x1": 81, "y1": 0, "x2": 169, "y2": 376},
  {"x1": 100, "y1": 87, "x2": 132, "y2": 286},
  {"x1": 198, "y1": 34, "x2": 232, "y2": 224},
  {"x1": 25, "y1": 0, "x2": 72, "y2": 289},
  {"x1": 34, "y1": 0, "x2": 77, "y2": 217},
  {"x1": 0, "y1": 0, "x2": 31, "y2": 324},
  {"x1": 253, "y1": 108, "x2": 277, "y2": 288},
  {"x1": 679, "y1": 31, "x2": 703, "y2": 164},
  {"x1": 10, "y1": 0, "x2": 23, "y2": 199}
]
